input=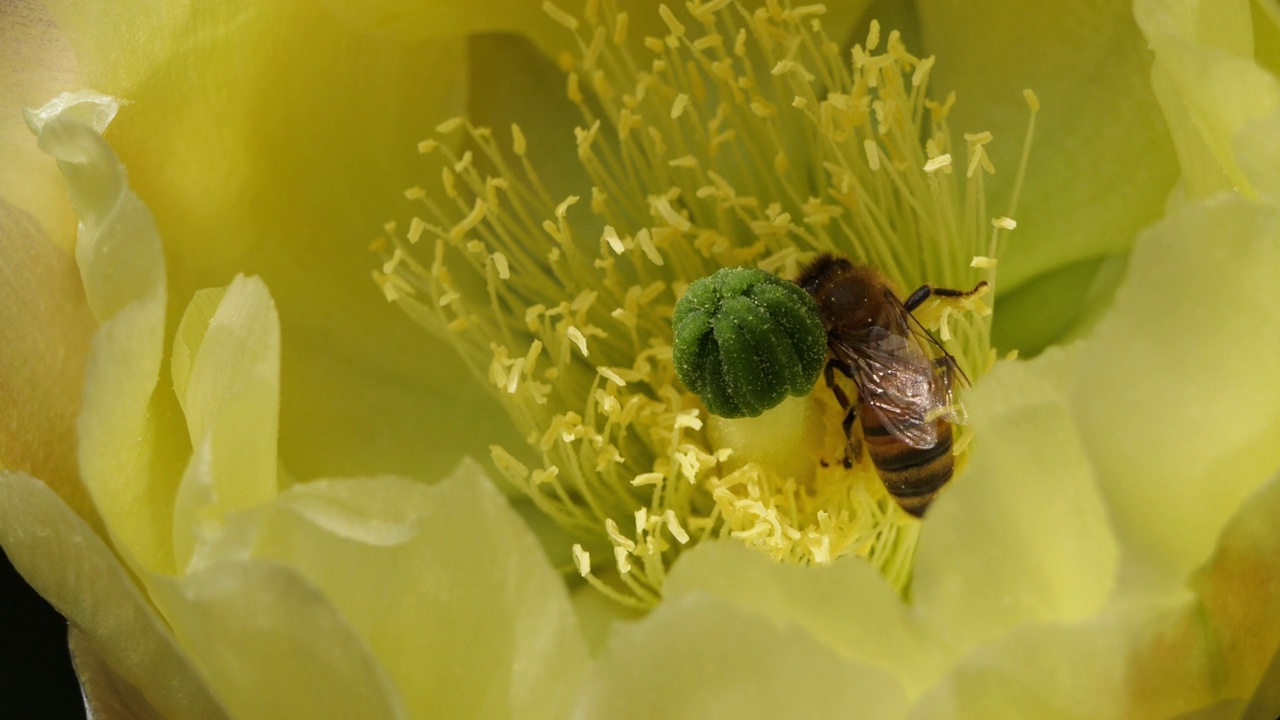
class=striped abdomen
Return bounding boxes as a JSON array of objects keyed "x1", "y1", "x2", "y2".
[{"x1": 859, "y1": 405, "x2": 953, "y2": 517}]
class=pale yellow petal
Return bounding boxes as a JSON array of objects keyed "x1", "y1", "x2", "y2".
[
  {"x1": 573, "y1": 593, "x2": 909, "y2": 719},
  {"x1": 1192, "y1": 470, "x2": 1280, "y2": 703},
  {"x1": 171, "y1": 277, "x2": 281, "y2": 569},
  {"x1": 1071, "y1": 195, "x2": 1280, "y2": 592},
  {"x1": 150, "y1": 561, "x2": 407, "y2": 720},
  {"x1": 914, "y1": 347, "x2": 1118, "y2": 650},
  {"x1": 0, "y1": 0, "x2": 80, "y2": 250},
  {"x1": 45, "y1": 0, "x2": 519, "y2": 482},
  {"x1": 910, "y1": 603, "x2": 1216, "y2": 719},
  {"x1": 28, "y1": 91, "x2": 186, "y2": 575},
  {"x1": 0, "y1": 472, "x2": 225, "y2": 718},
  {"x1": 1136, "y1": 0, "x2": 1279, "y2": 197},
  {"x1": 0, "y1": 200, "x2": 96, "y2": 525},
  {"x1": 664, "y1": 540, "x2": 945, "y2": 697},
  {"x1": 917, "y1": 0, "x2": 1179, "y2": 299},
  {"x1": 190, "y1": 461, "x2": 589, "y2": 719}
]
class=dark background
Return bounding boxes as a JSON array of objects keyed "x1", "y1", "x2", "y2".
[{"x1": 1, "y1": 549, "x2": 82, "y2": 717}]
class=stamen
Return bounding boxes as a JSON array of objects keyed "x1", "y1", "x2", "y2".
[{"x1": 378, "y1": 0, "x2": 1031, "y2": 607}]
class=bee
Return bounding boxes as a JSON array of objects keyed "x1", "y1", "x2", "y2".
[{"x1": 795, "y1": 254, "x2": 985, "y2": 517}]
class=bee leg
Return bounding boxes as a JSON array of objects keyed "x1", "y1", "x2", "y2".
[
  {"x1": 825, "y1": 360, "x2": 862, "y2": 467},
  {"x1": 903, "y1": 280, "x2": 989, "y2": 312},
  {"x1": 842, "y1": 405, "x2": 862, "y2": 468}
]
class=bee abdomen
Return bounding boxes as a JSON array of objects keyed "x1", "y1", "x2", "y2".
[{"x1": 864, "y1": 422, "x2": 954, "y2": 517}]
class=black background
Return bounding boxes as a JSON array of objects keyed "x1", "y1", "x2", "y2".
[{"x1": 1, "y1": 549, "x2": 82, "y2": 717}]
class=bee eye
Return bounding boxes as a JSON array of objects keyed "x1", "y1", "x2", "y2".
[{"x1": 672, "y1": 267, "x2": 826, "y2": 418}]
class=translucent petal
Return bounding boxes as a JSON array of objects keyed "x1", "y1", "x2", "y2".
[
  {"x1": 43, "y1": 0, "x2": 519, "y2": 482},
  {"x1": 1071, "y1": 195, "x2": 1280, "y2": 592},
  {"x1": 0, "y1": 0, "x2": 79, "y2": 249},
  {"x1": 0, "y1": 472, "x2": 225, "y2": 719},
  {"x1": 171, "y1": 276, "x2": 281, "y2": 570},
  {"x1": 149, "y1": 561, "x2": 407, "y2": 720},
  {"x1": 1135, "y1": 0, "x2": 1278, "y2": 197},
  {"x1": 910, "y1": 603, "x2": 1216, "y2": 719},
  {"x1": 916, "y1": 0, "x2": 1180, "y2": 299},
  {"x1": 188, "y1": 461, "x2": 589, "y2": 720},
  {"x1": 664, "y1": 540, "x2": 946, "y2": 697},
  {"x1": 1193, "y1": 470, "x2": 1280, "y2": 703},
  {"x1": 0, "y1": 200, "x2": 96, "y2": 524},
  {"x1": 573, "y1": 593, "x2": 908, "y2": 719},
  {"x1": 914, "y1": 347, "x2": 1118, "y2": 650},
  {"x1": 28, "y1": 91, "x2": 186, "y2": 576}
]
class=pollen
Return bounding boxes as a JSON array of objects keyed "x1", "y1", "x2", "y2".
[{"x1": 377, "y1": 0, "x2": 1034, "y2": 608}]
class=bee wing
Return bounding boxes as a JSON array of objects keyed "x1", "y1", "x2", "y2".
[
  {"x1": 831, "y1": 330, "x2": 943, "y2": 449},
  {"x1": 831, "y1": 282, "x2": 971, "y2": 448}
]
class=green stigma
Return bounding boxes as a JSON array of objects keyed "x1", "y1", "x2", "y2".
[{"x1": 672, "y1": 267, "x2": 826, "y2": 419}]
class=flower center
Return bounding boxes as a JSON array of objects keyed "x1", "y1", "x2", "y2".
[{"x1": 375, "y1": 0, "x2": 1035, "y2": 607}]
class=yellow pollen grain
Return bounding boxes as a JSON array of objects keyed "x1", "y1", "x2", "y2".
[
  {"x1": 669, "y1": 155, "x2": 698, "y2": 169},
  {"x1": 970, "y1": 256, "x2": 998, "y2": 269},
  {"x1": 567, "y1": 325, "x2": 590, "y2": 357},
  {"x1": 511, "y1": 124, "x2": 527, "y2": 156},
  {"x1": 572, "y1": 544, "x2": 591, "y2": 576},
  {"x1": 403, "y1": 186, "x2": 426, "y2": 201},
  {"x1": 599, "y1": 367, "x2": 627, "y2": 386},
  {"x1": 542, "y1": 1, "x2": 579, "y2": 30},
  {"x1": 606, "y1": 518, "x2": 637, "y2": 552},
  {"x1": 651, "y1": 199, "x2": 690, "y2": 231},
  {"x1": 658, "y1": 4, "x2": 685, "y2": 37},
  {"x1": 491, "y1": 252, "x2": 510, "y2": 280},
  {"x1": 490, "y1": 445, "x2": 530, "y2": 480},
  {"x1": 614, "y1": 546, "x2": 632, "y2": 574},
  {"x1": 451, "y1": 199, "x2": 488, "y2": 240},
  {"x1": 603, "y1": 225, "x2": 626, "y2": 254},
  {"x1": 923, "y1": 154, "x2": 952, "y2": 173},
  {"x1": 595, "y1": 388, "x2": 621, "y2": 415},
  {"x1": 671, "y1": 93, "x2": 690, "y2": 119},
  {"x1": 693, "y1": 34, "x2": 723, "y2": 51},
  {"x1": 664, "y1": 510, "x2": 690, "y2": 544},
  {"x1": 1023, "y1": 88, "x2": 1041, "y2": 112},
  {"x1": 632, "y1": 472, "x2": 664, "y2": 487},
  {"x1": 531, "y1": 466, "x2": 559, "y2": 486},
  {"x1": 866, "y1": 19, "x2": 881, "y2": 49},
  {"x1": 417, "y1": 139, "x2": 438, "y2": 154},
  {"x1": 435, "y1": 117, "x2": 463, "y2": 134},
  {"x1": 695, "y1": 0, "x2": 732, "y2": 19},
  {"x1": 406, "y1": 217, "x2": 425, "y2": 244},
  {"x1": 613, "y1": 12, "x2": 628, "y2": 45},
  {"x1": 992, "y1": 216, "x2": 1018, "y2": 230}
]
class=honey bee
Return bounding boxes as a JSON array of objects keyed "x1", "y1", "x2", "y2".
[{"x1": 795, "y1": 254, "x2": 985, "y2": 517}]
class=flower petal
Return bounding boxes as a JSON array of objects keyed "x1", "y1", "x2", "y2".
[
  {"x1": 0, "y1": 0, "x2": 80, "y2": 249},
  {"x1": 28, "y1": 90, "x2": 186, "y2": 575},
  {"x1": 573, "y1": 593, "x2": 908, "y2": 719},
  {"x1": 664, "y1": 540, "x2": 946, "y2": 697},
  {"x1": 1192, "y1": 470, "x2": 1280, "y2": 704},
  {"x1": 1072, "y1": 194, "x2": 1280, "y2": 592},
  {"x1": 0, "y1": 200, "x2": 96, "y2": 524},
  {"x1": 149, "y1": 561, "x2": 407, "y2": 720},
  {"x1": 1135, "y1": 0, "x2": 1280, "y2": 197},
  {"x1": 0, "y1": 472, "x2": 225, "y2": 719},
  {"x1": 43, "y1": 0, "x2": 520, "y2": 482},
  {"x1": 910, "y1": 603, "x2": 1216, "y2": 718},
  {"x1": 171, "y1": 276, "x2": 281, "y2": 570},
  {"x1": 188, "y1": 461, "x2": 589, "y2": 719},
  {"x1": 916, "y1": 0, "x2": 1180, "y2": 336},
  {"x1": 914, "y1": 347, "x2": 1118, "y2": 650}
]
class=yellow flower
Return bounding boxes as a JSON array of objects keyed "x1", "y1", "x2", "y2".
[{"x1": 1, "y1": 1, "x2": 1278, "y2": 718}]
